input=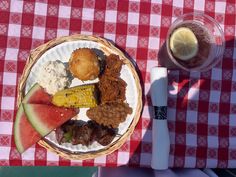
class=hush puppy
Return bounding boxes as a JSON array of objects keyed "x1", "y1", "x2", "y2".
[{"x1": 69, "y1": 48, "x2": 100, "y2": 81}]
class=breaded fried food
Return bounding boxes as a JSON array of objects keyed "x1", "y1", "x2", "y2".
[
  {"x1": 103, "y1": 54, "x2": 123, "y2": 77},
  {"x1": 86, "y1": 102, "x2": 133, "y2": 128},
  {"x1": 69, "y1": 48, "x2": 100, "y2": 81},
  {"x1": 98, "y1": 54, "x2": 126, "y2": 103},
  {"x1": 98, "y1": 75, "x2": 126, "y2": 103}
]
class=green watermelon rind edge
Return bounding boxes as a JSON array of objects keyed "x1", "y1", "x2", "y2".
[
  {"x1": 14, "y1": 104, "x2": 24, "y2": 153},
  {"x1": 22, "y1": 83, "x2": 41, "y2": 103},
  {"x1": 14, "y1": 83, "x2": 42, "y2": 153},
  {"x1": 23, "y1": 104, "x2": 49, "y2": 137}
]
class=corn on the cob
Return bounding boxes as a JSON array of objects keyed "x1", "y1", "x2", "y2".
[{"x1": 52, "y1": 84, "x2": 98, "y2": 108}]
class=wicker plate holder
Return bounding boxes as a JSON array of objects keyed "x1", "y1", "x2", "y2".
[{"x1": 17, "y1": 35, "x2": 142, "y2": 160}]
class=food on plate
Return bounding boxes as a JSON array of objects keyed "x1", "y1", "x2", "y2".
[
  {"x1": 86, "y1": 54, "x2": 133, "y2": 129},
  {"x1": 37, "y1": 60, "x2": 71, "y2": 95},
  {"x1": 22, "y1": 83, "x2": 52, "y2": 104},
  {"x1": 15, "y1": 105, "x2": 42, "y2": 153},
  {"x1": 52, "y1": 52, "x2": 131, "y2": 147},
  {"x1": 14, "y1": 83, "x2": 79, "y2": 153},
  {"x1": 69, "y1": 48, "x2": 100, "y2": 81},
  {"x1": 71, "y1": 122, "x2": 93, "y2": 146},
  {"x1": 16, "y1": 44, "x2": 135, "y2": 152},
  {"x1": 99, "y1": 75, "x2": 126, "y2": 103},
  {"x1": 52, "y1": 84, "x2": 98, "y2": 108},
  {"x1": 55, "y1": 120, "x2": 116, "y2": 146},
  {"x1": 23, "y1": 103, "x2": 78, "y2": 137},
  {"x1": 14, "y1": 83, "x2": 52, "y2": 153},
  {"x1": 103, "y1": 54, "x2": 123, "y2": 77},
  {"x1": 98, "y1": 54, "x2": 126, "y2": 103},
  {"x1": 90, "y1": 120, "x2": 117, "y2": 146},
  {"x1": 86, "y1": 102, "x2": 132, "y2": 128}
]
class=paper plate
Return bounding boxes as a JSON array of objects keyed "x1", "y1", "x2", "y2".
[{"x1": 18, "y1": 35, "x2": 142, "y2": 159}]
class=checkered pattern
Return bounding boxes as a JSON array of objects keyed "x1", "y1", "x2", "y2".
[{"x1": 0, "y1": 0, "x2": 236, "y2": 167}]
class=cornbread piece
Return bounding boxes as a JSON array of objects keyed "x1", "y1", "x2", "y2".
[
  {"x1": 52, "y1": 84, "x2": 98, "y2": 108},
  {"x1": 98, "y1": 75, "x2": 127, "y2": 103},
  {"x1": 86, "y1": 102, "x2": 133, "y2": 128},
  {"x1": 69, "y1": 48, "x2": 100, "y2": 81}
]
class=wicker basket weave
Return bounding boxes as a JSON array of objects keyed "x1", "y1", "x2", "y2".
[{"x1": 17, "y1": 35, "x2": 142, "y2": 160}]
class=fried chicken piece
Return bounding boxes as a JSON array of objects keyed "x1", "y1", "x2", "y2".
[
  {"x1": 87, "y1": 54, "x2": 131, "y2": 128},
  {"x1": 86, "y1": 102, "x2": 133, "y2": 128},
  {"x1": 98, "y1": 54, "x2": 127, "y2": 103},
  {"x1": 103, "y1": 54, "x2": 123, "y2": 77},
  {"x1": 98, "y1": 75, "x2": 127, "y2": 103}
]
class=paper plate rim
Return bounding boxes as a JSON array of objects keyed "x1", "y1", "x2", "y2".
[{"x1": 17, "y1": 34, "x2": 143, "y2": 160}]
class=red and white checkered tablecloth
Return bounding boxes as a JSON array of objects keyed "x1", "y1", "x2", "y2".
[{"x1": 0, "y1": 0, "x2": 236, "y2": 167}]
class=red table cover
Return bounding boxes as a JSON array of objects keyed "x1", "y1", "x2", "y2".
[{"x1": 0, "y1": 0, "x2": 236, "y2": 167}]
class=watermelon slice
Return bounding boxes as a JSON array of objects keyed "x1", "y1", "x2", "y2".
[
  {"x1": 14, "y1": 83, "x2": 51, "y2": 153},
  {"x1": 22, "y1": 84, "x2": 52, "y2": 104},
  {"x1": 23, "y1": 104, "x2": 78, "y2": 137},
  {"x1": 14, "y1": 105, "x2": 42, "y2": 153}
]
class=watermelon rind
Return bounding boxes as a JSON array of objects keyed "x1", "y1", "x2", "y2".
[
  {"x1": 22, "y1": 83, "x2": 41, "y2": 103},
  {"x1": 14, "y1": 83, "x2": 50, "y2": 153},
  {"x1": 23, "y1": 104, "x2": 77, "y2": 138},
  {"x1": 23, "y1": 104, "x2": 49, "y2": 137},
  {"x1": 14, "y1": 104, "x2": 25, "y2": 153}
]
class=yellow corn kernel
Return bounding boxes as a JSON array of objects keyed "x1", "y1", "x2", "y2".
[{"x1": 52, "y1": 85, "x2": 98, "y2": 108}]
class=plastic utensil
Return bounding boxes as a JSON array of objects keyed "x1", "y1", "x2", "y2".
[{"x1": 150, "y1": 67, "x2": 170, "y2": 170}]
